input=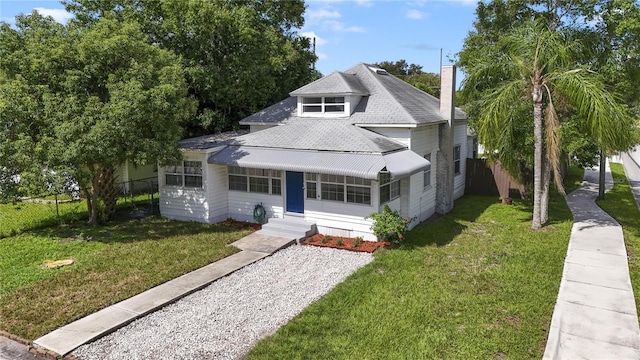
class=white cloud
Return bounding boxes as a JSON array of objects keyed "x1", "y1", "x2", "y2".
[
  {"x1": 307, "y1": 8, "x2": 341, "y2": 20},
  {"x1": 300, "y1": 31, "x2": 329, "y2": 47},
  {"x1": 354, "y1": 0, "x2": 373, "y2": 7},
  {"x1": 316, "y1": 52, "x2": 329, "y2": 60},
  {"x1": 323, "y1": 20, "x2": 365, "y2": 33},
  {"x1": 406, "y1": 9, "x2": 427, "y2": 19},
  {"x1": 34, "y1": 8, "x2": 73, "y2": 23}
]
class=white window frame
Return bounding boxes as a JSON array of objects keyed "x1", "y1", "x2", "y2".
[
  {"x1": 454, "y1": 145, "x2": 461, "y2": 175},
  {"x1": 307, "y1": 173, "x2": 371, "y2": 205},
  {"x1": 164, "y1": 161, "x2": 203, "y2": 188},
  {"x1": 423, "y1": 153, "x2": 432, "y2": 191},
  {"x1": 379, "y1": 172, "x2": 400, "y2": 205},
  {"x1": 301, "y1": 96, "x2": 346, "y2": 115},
  {"x1": 228, "y1": 167, "x2": 281, "y2": 195}
]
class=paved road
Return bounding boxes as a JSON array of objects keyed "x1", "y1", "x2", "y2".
[{"x1": 0, "y1": 336, "x2": 43, "y2": 360}]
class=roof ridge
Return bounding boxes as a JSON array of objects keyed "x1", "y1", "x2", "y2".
[{"x1": 352, "y1": 64, "x2": 417, "y2": 123}]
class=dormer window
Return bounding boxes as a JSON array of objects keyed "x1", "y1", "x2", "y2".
[{"x1": 302, "y1": 96, "x2": 345, "y2": 114}]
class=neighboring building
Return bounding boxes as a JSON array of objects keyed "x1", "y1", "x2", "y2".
[
  {"x1": 158, "y1": 63, "x2": 470, "y2": 241},
  {"x1": 115, "y1": 160, "x2": 157, "y2": 194}
]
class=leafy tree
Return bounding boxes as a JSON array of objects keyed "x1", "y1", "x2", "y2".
[
  {"x1": 462, "y1": 20, "x2": 634, "y2": 229},
  {"x1": 63, "y1": 0, "x2": 320, "y2": 136},
  {"x1": 0, "y1": 12, "x2": 196, "y2": 223},
  {"x1": 372, "y1": 60, "x2": 440, "y2": 97}
]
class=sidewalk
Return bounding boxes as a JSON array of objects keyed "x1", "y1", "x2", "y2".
[
  {"x1": 31, "y1": 232, "x2": 293, "y2": 358},
  {"x1": 543, "y1": 165, "x2": 640, "y2": 359}
]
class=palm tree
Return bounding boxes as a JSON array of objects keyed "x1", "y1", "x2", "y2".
[{"x1": 462, "y1": 20, "x2": 633, "y2": 229}]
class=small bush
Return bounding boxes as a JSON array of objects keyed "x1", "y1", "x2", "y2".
[
  {"x1": 336, "y1": 238, "x2": 343, "y2": 246},
  {"x1": 306, "y1": 236, "x2": 316, "y2": 243},
  {"x1": 321, "y1": 235, "x2": 332, "y2": 244},
  {"x1": 353, "y1": 236, "x2": 363, "y2": 248},
  {"x1": 367, "y1": 205, "x2": 412, "y2": 244}
]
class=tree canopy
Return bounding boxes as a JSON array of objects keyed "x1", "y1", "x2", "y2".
[
  {"x1": 63, "y1": 0, "x2": 320, "y2": 136},
  {"x1": 0, "y1": 12, "x2": 195, "y2": 222}
]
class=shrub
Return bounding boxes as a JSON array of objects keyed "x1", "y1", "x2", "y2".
[
  {"x1": 366, "y1": 205, "x2": 411, "y2": 244},
  {"x1": 321, "y1": 235, "x2": 331, "y2": 244},
  {"x1": 336, "y1": 238, "x2": 343, "y2": 246},
  {"x1": 353, "y1": 236, "x2": 363, "y2": 248}
]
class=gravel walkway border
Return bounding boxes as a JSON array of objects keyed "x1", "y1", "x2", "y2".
[{"x1": 73, "y1": 245, "x2": 373, "y2": 360}]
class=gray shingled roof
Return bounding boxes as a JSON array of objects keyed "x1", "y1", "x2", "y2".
[
  {"x1": 239, "y1": 97, "x2": 296, "y2": 125},
  {"x1": 179, "y1": 130, "x2": 249, "y2": 150},
  {"x1": 240, "y1": 63, "x2": 468, "y2": 126},
  {"x1": 231, "y1": 118, "x2": 406, "y2": 153},
  {"x1": 290, "y1": 71, "x2": 368, "y2": 96}
]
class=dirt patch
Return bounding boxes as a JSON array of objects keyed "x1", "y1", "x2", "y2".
[
  {"x1": 215, "y1": 218, "x2": 262, "y2": 232},
  {"x1": 303, "y1": 234, "x2": 390, "y2": 253},
  {"x1": 41, "y1": 259, "x2": 74, "y2": 269}
]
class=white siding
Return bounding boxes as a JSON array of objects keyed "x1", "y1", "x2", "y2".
[
  {"x1": 159, "y1": 151, "x2": 209, "y2": 223},
  {"x1": 115, "y1": 161, "x2": 157, "y2": 192},
  {"x1": 206, "y1": 164, "x2": 229, "y2": 223},
  {"x1": 228, "y1": 190, "x2": 284, "y2": 223},
  {"x1": 304, "y1": 199, "x2": 376, "y2": 240},
  {"x1": 454, "y1": 123, "x2": 468, "y2": 200}
]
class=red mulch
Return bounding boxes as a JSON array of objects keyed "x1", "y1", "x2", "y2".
[{"x1": 303, "y1": 234, "x2": 391, "y2": 253}]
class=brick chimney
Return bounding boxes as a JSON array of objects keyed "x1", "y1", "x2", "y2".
[{"x1": 435, "y1": 65, "x2": 456, "y2": 215}]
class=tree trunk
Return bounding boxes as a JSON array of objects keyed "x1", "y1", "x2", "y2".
[
  {"x1": 96, "y1": 166, "x2": 118, "y2": 222},
  {"x1": 541, "y1": 150, "x2": 551, "y2": 225},
  {"x1": 85, "y1": 188, "x2": 97, "y2": 225},
  {"x1": 89, "y1": 176, "x2": 100, "y2": 225},
  {"x1": 598, "y1": 149, "x2": 606, "y2": 200},
  {"x1": 532, "y1": 83, "x2": 544, "y2": 230}
]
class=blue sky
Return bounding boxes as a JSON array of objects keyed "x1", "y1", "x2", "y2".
[{"x1": 0, "y1": 0, "x2": 478, "y2": 84}]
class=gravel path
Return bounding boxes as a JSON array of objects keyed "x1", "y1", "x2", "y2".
[{"x1": 72, "y1": 245, "x2": 373, "y2": 360}]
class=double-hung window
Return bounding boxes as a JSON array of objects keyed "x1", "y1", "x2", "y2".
[
  {"x1": 228, "y1": 167, "x2": 281, "y2": 195},
  {"x1": 302, "y1": 97, "x2": 345, "y2": 115},
  {"x1": 165, "y1": 161, "x2": 203, "y2": 188},
  {"x1": 306, "y1": 173, "x2": 318, "y2": 199},
  {"x1": 308, "y1": 173, "x2": 371, "y2": 205},
  {"x1": 453, "y1": 145, "x2": 461, "y2": 175},
  {"x1": 380, "y1": 172, "x2": 400, "y2": 204},
  {"x1": 423, "y1": 153, "x2": 432, "y2": 190}
]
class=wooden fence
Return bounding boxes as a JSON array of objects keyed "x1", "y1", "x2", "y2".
[{"x1": 465, "y1": 158, "x2": 527, "y2": 200}]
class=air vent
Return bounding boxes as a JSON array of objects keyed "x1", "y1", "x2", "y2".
[{"x1": 368, "y1": 66, "x2": 389, "y2": 75}]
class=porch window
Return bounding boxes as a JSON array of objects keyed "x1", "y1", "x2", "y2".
[
  {"x1": 380, "y1": 172, "x2": 400, "y2": 204},
  {"x1": 321, "y1": 174, "x2": 344, "y2": 202},
  {"x1": 454, "y1": 145, "x2": 461, "y2": 175},
  {"x1": 228, "y1": 167, "x2": 281, "y2": 195},
  {"x1": 302, "y1": 96, "x2": 345, "y2": 115},
  {"x1": 318, "y1": 174, "x2": 371, "y2": 205},
  {"x1": 423, "y1": 153, "x2": 431, "y2": 190},
  {"x1": 306, "y1": 173, "x2": 317, "y2": 199},
  {"x1": 165, "y1": 161, "x2": 202, "y2": 188}
]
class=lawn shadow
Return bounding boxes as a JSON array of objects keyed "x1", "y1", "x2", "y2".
[
  {"x1": 29, "y1": 215, "x2": 253, "y2": 245},
  {"x1": 399, "y1": 195, "x2": 500, "y2": 250}
]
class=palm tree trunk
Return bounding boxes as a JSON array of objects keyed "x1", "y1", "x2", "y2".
[
  {"x1": 598, "y1": 149, "x2": 606, "y2": 200},
  {"x1": 532, "y1": 83, "x2": 544, "y2": 230},
  {"x1": 541, "y1": 151, "x2": 550, "y2": 224}
]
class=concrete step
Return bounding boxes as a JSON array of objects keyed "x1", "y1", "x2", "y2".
[{"x1": 258, "y1": 217, "x2": 316, "y2": 240}]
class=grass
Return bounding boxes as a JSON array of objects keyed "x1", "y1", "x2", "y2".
[
  {"x1": 246, "y1": 169, "x2": 584, "y2": 360},
  {"x1": 0, "y1": 216, "x2": 252, "y2": 340},
  {"x1": 596, "y1": 162, "x2": 640, "y2": 315},
  {"x1": 0, "y1": 193, "x2": 157, "y2": 238}
]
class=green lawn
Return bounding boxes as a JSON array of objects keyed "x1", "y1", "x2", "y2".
[
  {"x1": 596, "y1": 162, "x2": 640, "y2": 315},
  {"x1": 0, "y1": 216, "x2": 252, "y2": 341},
  {"x1": 246, "y1": 169, "x2": 584, "y2": 360}
]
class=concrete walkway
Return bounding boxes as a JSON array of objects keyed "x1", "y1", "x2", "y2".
[
  {"x1": 32, "y1": 232, "x2": 293, "y2": 357},
  {"x1": 543, "y1": 165, "x2": 640, "y2": 359}
]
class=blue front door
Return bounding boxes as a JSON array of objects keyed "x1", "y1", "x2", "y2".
[{"x1": 286, "y1": 171, "x2": 304, "y2": 213}]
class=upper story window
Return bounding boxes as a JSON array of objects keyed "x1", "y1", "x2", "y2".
[
  {"x1": 302, "y1": 96, "x2": 345, "y2": 115},
  {"x1": 165, "y1": 161, "x2": 203, "y2": 188}
]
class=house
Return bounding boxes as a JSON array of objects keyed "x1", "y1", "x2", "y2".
[{"x1": 158, "y1": 64, "x2": 469, "y2": 241}]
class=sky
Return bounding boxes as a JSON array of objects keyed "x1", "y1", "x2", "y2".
[{"x1": 0, "y1": 0, "x2": 478, "y2": 86}]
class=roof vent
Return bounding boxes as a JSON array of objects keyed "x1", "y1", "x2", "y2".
[{"x1": 368, "y1": 66, "x2": 389, "y2": 75}]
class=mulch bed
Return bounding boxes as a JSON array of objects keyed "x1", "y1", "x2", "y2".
[{"x1": 303, "y1": 234, "x2": 391, "y2": 253}]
